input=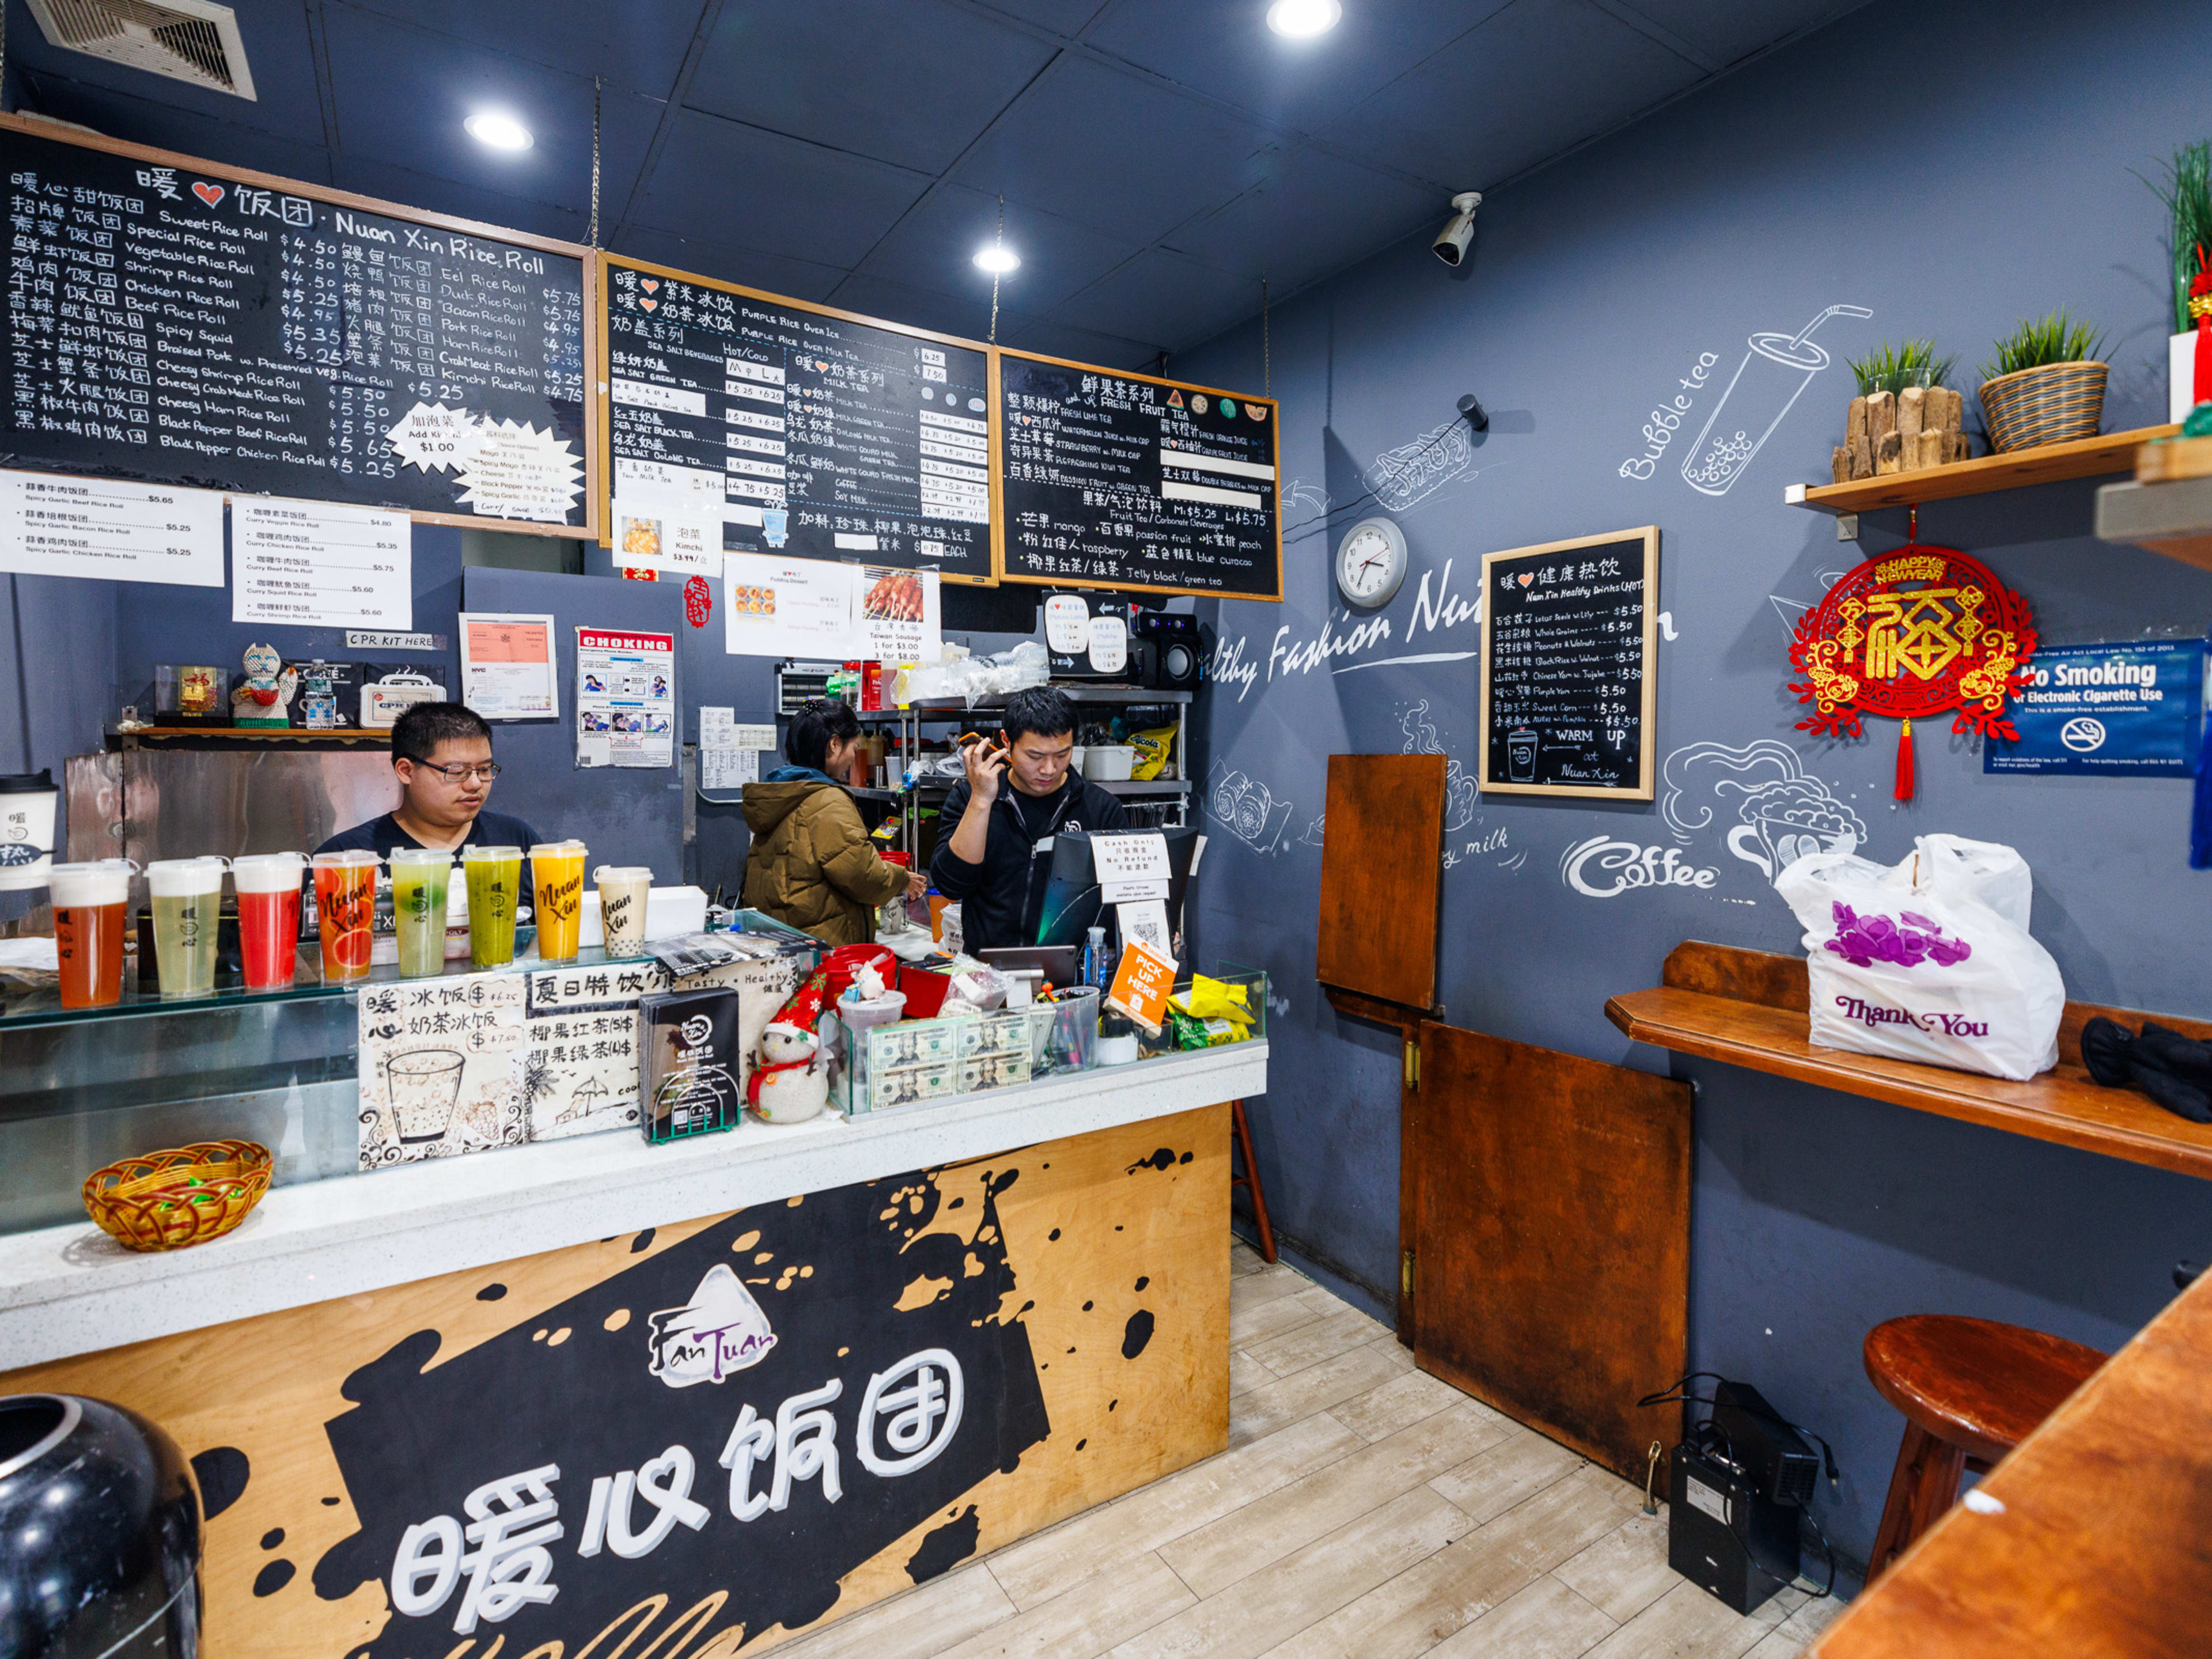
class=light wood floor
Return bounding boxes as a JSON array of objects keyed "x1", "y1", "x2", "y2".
[{"x1": 776, "y1": 1244, "x2": 1846, "y2": 1659}]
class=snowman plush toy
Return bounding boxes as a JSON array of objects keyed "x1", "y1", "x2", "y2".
[{"x1": 748, "y1": 975, "x2": 831, "y2": 1124}]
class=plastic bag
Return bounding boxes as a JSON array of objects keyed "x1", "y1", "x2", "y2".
[
  {"x1": 1130, "y1": 725, "x2": 1177, "y2": 782},
  {"x1": 1774, "y1": 834, "x2": 2064, "y2": 1081}
]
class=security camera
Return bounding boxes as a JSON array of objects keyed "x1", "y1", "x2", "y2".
[{"x1": 1433, "y1": 191, "x2": 1482, "y2": 267}]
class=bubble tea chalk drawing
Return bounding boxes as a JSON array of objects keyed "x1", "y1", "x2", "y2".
[{"x1": 1680, "y1": 304, "x2": 1871, "y2": 496}]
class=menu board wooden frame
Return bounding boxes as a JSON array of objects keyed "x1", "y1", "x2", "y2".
[
  {"x1": 993, "y1": 347, "x2": 1283, "y2": 602},
  {"x1": 1477, "y1": 524, "x2": 1660, "y2": 800},
  {"x1": 0, "y1": 111, "x2": 602, "y2": 539},
  {"x1": 596, "y1": 253, "x2": 1002, "y2": 585}
]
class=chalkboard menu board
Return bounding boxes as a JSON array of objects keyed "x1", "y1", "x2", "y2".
[
  {"x1": 1478, "y1": 527, "x2": 1658, "y2": 799},
  {"x1": 997, "y1": 351, "x2": 1280, "y2": 600},
  {"x1": 603, "y1": 257, "x2": 995, "y2": 582},
  {"x1": 0, "y1": 116, "x2": 594, "y2": 533}
]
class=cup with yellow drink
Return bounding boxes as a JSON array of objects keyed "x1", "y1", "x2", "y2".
[{"x1": 462, "y1": 844, "x2": 522, "y2": 968}]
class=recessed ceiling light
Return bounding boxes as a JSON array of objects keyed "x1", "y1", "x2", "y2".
[
  {"x1": 1267, "y1": 0, "x2": 1341, "y2": 39},
  {"x1": 974, "y1": 243, "x2": 1021, "y2": 275},
  {"x1": 465, "y1": 111, "x2": 533, "y2": 152}
]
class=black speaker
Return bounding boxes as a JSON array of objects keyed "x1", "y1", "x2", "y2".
[{"x1": 1135, "y1": 612, "x2": 1202, "y2": 691}]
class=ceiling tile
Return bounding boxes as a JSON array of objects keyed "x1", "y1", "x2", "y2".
[
  {"x1": 609, "y1": 228, "x2": 850, "y2": 305},
  {"x1": 10, "y1": 0, "x2": 327, "y2": 139},
  {"x1": 323, "y1": 9, "x2": 659, "y2": 217},
  {"x1": 949, "y1": 52, "x2": 1274, "y2": 244},
  {"x1": 998, "y1": 316, "x2": 1162, "y2": 373},
  {"x1": 327, "y1": 156, "x2": 586, "y2": 243},
  {"x1": 1315, "y1": 0, "x2": 1703, "y2": 191},
  {"x1": 12, "y1": 78, "x2": 336, "y2": 185},
  {"x1": 819, "y1": 271, "x2": 1046, "y2": 346},
  {"x1": 1052, "y1": 247, "x2": 1256, "y2": 351},
  {"x1": 1079, "y1": 0, "x2": 1499, "y2": 139},
  {"x1": 855, "y1": 185, "x2": 1143, "y2": 315},
  {"x1": 630, "y1": 109, "x2": 934, "y2": 267},
  {"x1": 688, "y1": 1, "x2": 1058, "y2": 174},
  {"x1": 1609, "y1": 0, "x2": 1868, "y2": 67},
  {"x1": 1161, "y1": 141, "x2": 1441, "y2": 293},
  {"x1": 335, "y1": 0, "x2": 702, "y2": 99}
]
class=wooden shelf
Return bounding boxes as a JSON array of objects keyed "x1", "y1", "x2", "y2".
[
  {"x1": 1786, "y1": 423, "x2": 2179, "y2": 514},
  {"x1": 1605, "y1": 942, "x2": 2212, "y2": 1181},
  {"x1": 113, "y1": 726, "x2": 391, "y2": 744},
  {"x1": 2096, "y1": 475, "x2": 2212, "y2": 573}
]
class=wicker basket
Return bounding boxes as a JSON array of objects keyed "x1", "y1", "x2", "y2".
[
  {"x1": 1978, "y1": 360, "x2": 2107, "y2": 452},
  {"x1": 82, "y1": 1140, "x2": 272, "y2": 1252}
]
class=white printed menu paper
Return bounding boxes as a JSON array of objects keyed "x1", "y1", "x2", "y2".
[
  {"x1": 0, "y1": 470, "x2": 224, "y2": 586},
  {"x1": 232, "y1": 495, "x2": 412, "y2": 628},
  {"x1": 612, "y1": 501, "x2": 720, "y2": 575},
  {"x1": 459, "y1": 612, "x2": 559, "y2": 720},
  {"x1": 857, "y1": 565, "x2": 942, "y2": 663},
  {"x1": 724, "y1": 550, "x2": 860, "y2": 659},
  {"x1": 575, "y1": 626, "x2": 675, "y2": 769},
  {"x1": 357, "y1": 972, "x2": 529, "y2": 1169}
]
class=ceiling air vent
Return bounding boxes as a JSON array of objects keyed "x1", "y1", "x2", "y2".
[{"x1": 24, "y1": 0, "x2": 257, "y2": 100}]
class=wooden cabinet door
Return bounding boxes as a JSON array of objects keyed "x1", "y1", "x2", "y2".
[
  {"x1": 1316, "y1": 753, "x2": 1444, "y2": 1014},
  {"x1": 1408, "y1": 1022, "x2": 1691, "y2": 1484}
]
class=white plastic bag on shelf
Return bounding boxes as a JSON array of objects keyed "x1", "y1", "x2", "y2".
[{"x1": 1773, "y1": 834, "x2": 2064, "y2": 1081}]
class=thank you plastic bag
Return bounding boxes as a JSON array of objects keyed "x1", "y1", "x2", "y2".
[{"x1": 1773, "y1": 834, "x2": 2064, "y2": 1080}]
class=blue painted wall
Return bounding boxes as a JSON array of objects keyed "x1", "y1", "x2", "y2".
[{"x1": 1174, "y1": 0, "x2": 2212, "y2": 1567}]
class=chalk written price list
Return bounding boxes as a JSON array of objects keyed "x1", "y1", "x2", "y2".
[{"x1": 232, "y1": 496, "x2": 412, "y2": 628}]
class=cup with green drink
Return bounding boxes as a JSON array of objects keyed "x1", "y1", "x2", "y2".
[
  {"x1": 389, "y1": 848, "x2": 453, "y2": 978},
  {"x1": 463, "y1": 844, "x2": 522, "y2": 968}
]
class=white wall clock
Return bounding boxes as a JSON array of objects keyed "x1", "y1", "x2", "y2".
[{"x1": 1335, "y1": 516, "x2": 1407, "y2": 608}]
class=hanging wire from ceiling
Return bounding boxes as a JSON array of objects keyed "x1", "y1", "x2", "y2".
[
  {"x1": 588, "y1": 75, "x2": 602, "y2": 248},
  {"x1": 988, "y1": 195, "x2": 1005, "y2": 344},
  {"x1": 1262, "y1": 275, "x2": 1270, "y2": 399}
]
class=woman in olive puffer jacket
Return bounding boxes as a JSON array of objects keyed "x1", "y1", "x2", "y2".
[{"x1": 741, "y1": 699, "x2": 926, "y2": 945}]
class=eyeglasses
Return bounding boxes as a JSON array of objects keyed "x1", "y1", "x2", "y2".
[{"x1": 409, "y1": 760, "x2": 502, "y2": 783}]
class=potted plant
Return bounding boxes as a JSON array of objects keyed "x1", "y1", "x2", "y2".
[
  {"x1": 2145, "y1": 141, "x2": 2211, "y2": 421},
  {"x1": 1832, "y1": 340, "x2": 1966, "y2": 480},
  {"x1": 1977, "y1": 310, "x2": 2107, "y2": 452}
]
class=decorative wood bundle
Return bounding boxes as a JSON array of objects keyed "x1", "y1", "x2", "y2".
[{"x1": 1834, "y1": 387, "x2": 1970, "y2": 482}]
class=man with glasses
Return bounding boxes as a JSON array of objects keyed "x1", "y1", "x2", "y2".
[{"x1": 315, "y1": 702, "x2": 544, "y2": 866}]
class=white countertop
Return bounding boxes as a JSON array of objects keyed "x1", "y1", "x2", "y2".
[{"x1": 0, "y1": 1043, "x2": 1266, "y2": 1371}]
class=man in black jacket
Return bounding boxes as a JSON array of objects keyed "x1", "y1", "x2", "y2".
[{"x1": 930, "y1": 686, "x2": 1127, "y2": 955}]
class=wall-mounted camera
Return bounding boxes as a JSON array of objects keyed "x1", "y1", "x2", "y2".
[{"x1": 1433, "y1": 191, "x2": 1482, "y2": 267}]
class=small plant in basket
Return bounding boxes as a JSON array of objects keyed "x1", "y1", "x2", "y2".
[{"x1": 1977, "y1": 310, "x2": 2108, "y2": 452}]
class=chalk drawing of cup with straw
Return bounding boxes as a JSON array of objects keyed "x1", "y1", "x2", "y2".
[{"x1": 1679, "y1": 304, "x2": 1871, "y2": 496}]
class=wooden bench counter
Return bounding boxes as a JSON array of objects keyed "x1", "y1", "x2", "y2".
[{"x1": 1605, "y1": 942, "x2": 2212, "y2": 1182}]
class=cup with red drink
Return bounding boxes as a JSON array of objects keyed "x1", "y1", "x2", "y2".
[{"x1": 233, "y1": 852, "x2": 307, "y2": 991}]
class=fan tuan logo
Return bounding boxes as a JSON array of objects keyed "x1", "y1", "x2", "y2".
[
  {"x1": 647, "y1": 1264, "x2": 778, "y2": 1386},
  {"x1": 2061, "y1": 717, "x2": 2106, "y2": 752},
  {"x1": 679, "y1": 1013, "x2": 714, "y2": 1047}
]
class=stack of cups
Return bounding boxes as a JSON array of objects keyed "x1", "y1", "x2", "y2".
[
  {"x1": 464, "y1": 845, "x2": 522, "y2": 968},
  {"x1": 146, "y1": 856, "x2": 229, "y2": 998},
  {"x1": 389, "y1": 849, "x2": 452, "y2": 979},
  {"x1": 594, "y1": 865, "x2": 652, "y2": 957},
  {"x1": 312, "y1": 849, "x2": 380, "y2": 983},
  {"x1": 49, "y1": 858, "x2": 137, "y2": 1009},
  {"x1": 233, "y1": 853, "x2": 306, "y2": 992},
  {"x1": 531, "y1": 840, "x2": 588, "y2": 964}
]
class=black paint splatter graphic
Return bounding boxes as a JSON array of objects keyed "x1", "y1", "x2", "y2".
[
  {"x1": 475, "y1": 1283, "x2": 507, "y2": 1302},
  {"x1": 1123, "y1": 1310, "x2": 1156, "y2": 1360},
  {"x1": 310, "y1": 1161, "x2": 1050, "y2": 1655},
  {"x1": 189, "y1": 1446, "x2": 249, "y2": 1520},
  {"x1": 906, "y1": 1505, "x2": 980, "y2": 1584},
  {"x1": 253, "y1": 1560, "x2": 296, "y2": 1597},
  {"x1": 1128, "y1": 1147, "x2": 1179, "y2": 1173},
  {"x1": 630, "y1": 1227, "x2": 656, "y2": 1253}
]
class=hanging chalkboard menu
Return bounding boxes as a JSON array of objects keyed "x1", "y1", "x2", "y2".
[
  {"x1": 602, "y1": 257, "x2": 995, "y2": 582},
  {"x1": 0, "y1": 115, "x2": 594, "y2": 533},
  {"x1": 1478, "y1": 527, "x2": 1658, "y2": 799},
  {"x1": 996, "y1": 351, "x2": 1281, "y2": 600}
]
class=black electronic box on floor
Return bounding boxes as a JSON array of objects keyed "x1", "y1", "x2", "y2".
[{"x1": 1668, "y1": 1442, "x2": 1797, "y2": 1615}]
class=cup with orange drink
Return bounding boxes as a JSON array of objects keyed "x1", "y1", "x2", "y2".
[
  {"x1": 312, "y1": 849, "x2": 380, "y2": 982},
  {"x1": 529, "y1": 840, "x2": 587, "y2": 963},
  {"x1": 50, "y1": 858, "x2": 137, "y2": 1009}
]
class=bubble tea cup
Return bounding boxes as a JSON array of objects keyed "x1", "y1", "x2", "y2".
[
  {"x1": 147, "y1": 855, "x2": 229, "y2": 998},
  {"x1": 389, "y1": 849, "x2": 453, "y2": 978},
  {"x1": 463, "y1": 844, "x2": 523, "y2": 968},
  {"x1": 312, "y1": 849, "x2": 381, "y2": 982},
  {"x1": 594, "y1": 865, "x2": 653, "y2": 956},
  {"x1": 50, "y1": 858, "x2": 137, "y2": 1009},
  {"x1": 531, "y1": 840, "x2": 587, "y2": 963},
  {"x1": 233, "y1": 853, "x2": 306, "y2": 991}
]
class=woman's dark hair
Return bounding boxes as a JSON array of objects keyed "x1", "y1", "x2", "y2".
[
  {"x1": 1001, "y1": 686, "x2": 1077, "y2": 744},
  {"x1": 787, "y1": 697, "x2": 862, "y2": 771},
  {"x1": 391, "y1": 702, "x2": 493, "y2": 766}
]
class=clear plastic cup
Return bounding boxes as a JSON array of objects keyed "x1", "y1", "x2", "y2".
[
  {"x1": 50, "y1": 858, "x2": 137, "y2": 1009},
  {"x1": 593, "y1": 864, "x2": 653, "y2": 957},
  {"x1": 232, "y1": 853, "x2": 306, "y2": 991},
  {"x1": 530, "y1": 840, "x2": 587, "y2": 963},
  {"x1": 463, "y1": 844, "x2": 523, "y2": 968},
  {"x1": 312, "y1": 849, "x2": 381, "y2": 982},
  {"x1": 389, "y1": 849, "x2": 453, "y2": 979},
  {"x1": 147, "y1": 856, "x2": 228, "y2": 998}
]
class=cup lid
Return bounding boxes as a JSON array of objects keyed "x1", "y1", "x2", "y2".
[
  {"x1": 0, "y1": 770, "x2": 54, "y2": 793},
  {"x1": 389, "y1": 847, "x2": 453, "y2": 863},
  {"x1": 464, "y1": 844, "x2": 522, "y2": 858},
  {"x1": 233, "y1": 851, "x2": 306, "y2": 866},
  {"x1": 594, "y1": 865, "x2": 653, "y2": 878},
  {"x1": 313, "y1": 848, "x2": 382, "y2": 865},
  {"x1": 531, "y1": 841, "x2": 585, "y2": 855}
]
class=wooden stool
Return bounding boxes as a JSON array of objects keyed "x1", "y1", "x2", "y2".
[
  {"x1": 1863, "y1": 1315, "x2": 2105, "y2": 1581},
  {"x1": 1229, "y1": 1099, "x2": 1277, "y2": 1264}
]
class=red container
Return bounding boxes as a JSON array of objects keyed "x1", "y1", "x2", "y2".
[{"x1": 861, "y1": 662, "x2": 884, "y2": 711}]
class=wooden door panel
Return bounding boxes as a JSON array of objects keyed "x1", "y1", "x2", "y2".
[
  {"x1": 1316, "y1": 752, "x2": 1444, "y2": 1013},
  {"x1": 1411, "y1": 1023, "x2": 1690, "y2": 1484}
]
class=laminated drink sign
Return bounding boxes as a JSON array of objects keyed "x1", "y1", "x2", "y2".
[{"x1": 1774, "y1": 834, "x2": 2064, "y2": 1081}]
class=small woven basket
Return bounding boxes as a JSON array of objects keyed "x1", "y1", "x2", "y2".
[
  {"x1": 82, "y1": 1140, "x2": 272, "y2": 1252},
  {"x1": 1978, "y1": 360, "x2": 2107, "y2": 452}
]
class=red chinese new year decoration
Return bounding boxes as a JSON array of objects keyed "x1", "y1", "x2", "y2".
[
  {"x1": 1788, "y1": 542, "x2": 2036, "y2": 802},
  {"x1": 684, "y1": 575, "x2": 712, "y2": 628},
  {"x1": 2191, "y1": 243, "x2": 2212, "y2": 407}
]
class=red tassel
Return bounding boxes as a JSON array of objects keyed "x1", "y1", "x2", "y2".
[{"x1": 1894, "y1": 717, "x2": 1915, "y2": 802}]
